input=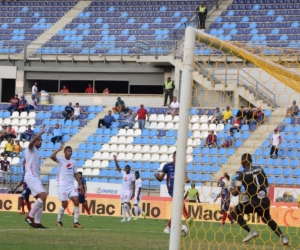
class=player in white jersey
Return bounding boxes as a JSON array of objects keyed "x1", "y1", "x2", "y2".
[
  {"x1": 133, "y1": 171, "x2": 146, "y2": 221},
  {"x1": 113, "y1": 155, "x2": 135, "y2": 222},
  {"x1": 24, "y1": 124, "x2": 48, "y2": 229},
  {"x1": 50, "y1": 144, "x2": 84, "y2": 228}
]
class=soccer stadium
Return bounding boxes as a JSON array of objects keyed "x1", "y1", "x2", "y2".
[{"x1": 0, "y1": 0, "x2": 300, "y2": 249}]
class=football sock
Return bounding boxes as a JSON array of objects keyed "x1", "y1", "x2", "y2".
[
  {"x1": 29, "y1": 198, "x2": 43, "y2": 219},
  {"x1": 73, "y1": 206, "x2": 80, "y2": 223},
  {"x1": 167, "y1": 219, "x2": 171, "y2": 227},
  {"x1": 236, "y1": 215, "x2": 251, "y2": 232},
  {"x1": 222, "y1": 213, "x2": 227, "y2": 224},
  {"x1": 267, "y1": 219, "x2": 283, "y2": 237},
  {"x1": 122, "y1": 205, "x2": 126, "y2": 220},
  {"x1": 57, "y1": 207, "x2": 65, "y2": 222},
  {"x1": 20, "y1": 198, "x2": 25, "y2": 212},
  {"x1": 182, "y1": 204, "x2": 189, "y2": 219},
  {"x1": 228, "y1": 214, "x2": 234, "y2": 221},
  {"x1": 124, "y1": 203, "x2": 131, "y2": 216},
  {"x1": 34, "y1": 207, "x2": 43, "y2": 224},
  {"x1": 26, "y1": 202, "x2": 32, "y2": 212},
  {"x1": 83, "y1": 204, "x2": 91, "y2": 215},
  {"x1": 138, "y1": 207, "x2": 144, "y2": 214},
  {"x1": 134, "y1": 206, "x2": 139, "y2": 218}
]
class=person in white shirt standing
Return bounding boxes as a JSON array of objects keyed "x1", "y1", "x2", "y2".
[
  {"x1": 113, "y1": 155, "x2": 135, "y2": 222},
  {"x1": 270, "y1": 128, "x2": 282, "y2": 159},
  {"x1": 165, "y1": 96, "x2": 180, "y2": 119},
  {"x1": 32, "y1": 82, "x2": 40, "y2": 104},
  {"x1": 50, "y1": 144, "x2": 84, "y2": 228},
  {"x1": 133, "y1": 171, "x2": 146, "y2": 221},
  {"x1": 24, "y1": 124, "x2": 47, "y2": 228}
]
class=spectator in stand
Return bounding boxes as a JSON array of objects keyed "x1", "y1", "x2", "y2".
[
  {"x1": 230, "y1": 117, "x2": 242, "y2": 133},
  {"x1": 112, "y1": 97, "x2": 125, "y2": 114},
  {"x1": 32, "y1": 81, "x2": 39, "y2": 103},
  {"x1": 60, "y1": 85, "x2": 69, "y2": 93},
  {"x1": 103, "y1": 88, "x2": 110, "y2": 95},
  {"x1": 7, "y1": 94, "x2": 20, "y2": 114},
  {"x1": 119, "y1": 109, "x2": 135, "y2": 129},
  {"x1": 26, "y1": 95, "x2": 37, "y2": 112},
  {"x1": 221, "y1": 106, "x2": 233, "y2": 124},
  {"x1": 98, "y1": 110, "x2": 116, "y2": 128},
  {"x1": 222, "y1": 131, "x2": 234, "y2": 148},
  {"x1": 165, "y1": 96, "x2": 180, "y2": 119},
  {"x1": 5, "y1": 137, "x2": 14, "y2": 156},
  {"x1": 254, "y1": 107, "x2": 265, "y2": 124},
  {"x1": 0, "y1": 125, "x2": 7, "y2": 142},
  {"x1": 270, "y1": 128, "x2": 282, "y2": 159},
  {"x1": 20, "y1": 125, "x2": 34, "y2": 141},
  {"x1": 245, "y1": 106, "x2": 256, "y2": 125},
  {"x1": 197, "y1": 3, "x2": 207, "y2": 29},
  {"x1": 62, "y1": 102, "x2": 74, "y2": 122},
  {"x1": 6, "y1": 125, "x2": 17, "y2": 139},
  {"x1": 51, "y1": 124, "x2": 63, "y2": 145},
  {"x1": 236, "y1": 106, "x2": 246, "y2": 124},
  {"x1": 211, "y1": 107, "x2": 222, "y2": 124},
  {"x1": 17, "y1": 95, "x2": 28, "y2": 113},
  {"x1": 163, "y1": 77, "x2": 175, "y2": 106},
  {"x1": 205, "y1": 130, "x2": 217, "y2": 147},
  {"x1": 286, "y1": 100, "x2": 299, "y2": 117},
  {"x1": 12, "y1": 140, "x2": 22, "y2": 157},
  {"x1": 70, "y1": 103, "x2": 87, "y2": 120},
  {"x1": 85, "y1": 83, "x2": 97, "y2": 93},
  {"x1": 0, "y1": 154, "x2": 10, "y2": 184},
  {"x1": 135, "y1": 104, "x2": 149, "y2": 130}
]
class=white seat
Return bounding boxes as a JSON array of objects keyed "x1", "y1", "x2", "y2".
[
  {"x1": 3, "y1": 118, "x2": 11, "y2": 124},
  {"x1": 110, "y1": 136, "x2": 118, "y2": 143},
  {"x1": 92, "y1": 152, "x2": 101, "y2": 159},
  {"x1": 186, "y1": 147, "x2": 193, "y2": 154},
  {"x1": 160, "y1": 145, "x2": 168, "y2": 153},
  {"x1": 126, "y1": 129, "x2": 134, "y2": 136},
  {"x1": 133, "y1": 129, "x2": 141, "y2": 136},
  {"x1": 92, "y1": 160, "x2": 101, "y2": 168},
  {"x1": 117, "y1": 152, "x2": 125, "y2": 160},
  {"x1": 100, "y1": 152, "x2": 109, "y2": 160},
  {"x1": 133, "y1": 122, "x2": 139, "y2": 129},
  {"x1": 145, "y1": 121, "x2": 150, "y2": 129},
  {"x1": 173, "y1": 116, "x2": 179, "y2": 122},
  {"x1": 132, "y1": 145, "x2": 141, "y2": 153},
  {"x1": 174, "y1": 123, "x2": 179, "y2": 130},
  {"x1": 187, "y1": 138, "x2": 193, "y2": 146},
  {"x1": 20, "y1": 112, "x2": 28, "y2": 118},
  {"x1": 186, "y1": 155, "x2": 193, "y2": 162},
  {"x1": 28, "y1": 112, "x2": 36, "y2": 119},
  {"x1": 151, "y1": 154, "x2": 159, "y2": 161},
  {"x1": 168, "y1": 146, "x2": 176, "y2": 154},
  {"x1": 11, "y1": 111, "x2": 19, "y2": 118},
  {"x1": 167, "y1": 154, "x2": 173, "y2": 161},
  {"x1": 149, "y1": 122, "x2": 157, "y2": 129},
  {"x1": 118, "y1": 136, "x2": 126, "y2": 143},
  {"x1": 141, "y1": 145, "x2": 150, "y2": 153},
  {"x1": 83, "y1": 160, "x2": 93, "y2": 167},
  {"x1": 28, "y1": 119, "x2": 35, "y2": 125},
  {"x1": 101, "y1": 144, "x2": 110, "y2": 151},
  {"x1": 19, "y1": 119, "x2": 28, "y2": 126},
  {"x1": 209, "y1": 124, "x2": 217, "y2": 131},
  {"x1": 200, "y1": 123, "x2": 208, "y2": 131},
  {"x1": 158, "y1": 163, "x2": 165, "y2": 171},
  {"x1": 160, "y1": 154, "x2": 168, "y2": 161},
  {"x1": 125, "y1": 153, "x2": 134, "y2": 161},
  {"x1": 149, "y1": 114, "x2": 157, "y2": 122},
  {"x1": 110, "y1": 144, "x2": 118, "y2": 152},
  {"x1": 216, "y1": 124, "x2": 224, "y2": 131},
  {"x1": 22, "y1": 141, "x2": 29, "y2": 148},
  {"x1": 208, "y1": 115, "x2": 214, "y2": 121},
  {"x1": 83, "y1": 168, "x2": 92, "y2": 175},
  {"x1": 91, "y1": 169, "x2": 100, "y2": 175},
  {"x1": 142, "y1": 153, "x2": 151, "y2": 161},
  {"x1": 165, "y1": 115, "x2": 172, "y2": 122},
  {"x1": 157, "y1": 122, "x2": 165, "y2": 129},
  {"x1": 199, "y1": 115, "x2": 208, "y2": 123},
  {"x1": 0, "y1": 118, "x2": 3, "y2": 124},
  {"x1": 7, "y1": 157, "x2": 12, "y2": 163},
  {"x1": 123, "y1": 144, "x2": 133, "y2": 152},
  {"x1": 13, "y1": 126, "x2": 19, "y2": 133},
  {"x1": 192, "y1": 123, "x2": 200, "y2": 130},
  {"x1": 125, "y1": 136, "x2": 133, "y2": 144},
  {"x1": 11, "y1": 157, "x2": 20, "y2": 165},
  {"x1": 157, "y1": 114, "x2": 165, "y2": 121},
  {"x1": 165, "y1": 122, "x2": 174, "y2": 129},
  {"x1": 100, "y1": 160, "x2": 109, "y2": 169},
  {"x1": 133, "y1": 153, "x2": 142, "y2": 161},
  {"x1": 150, "y1": 145, "x2": 159, "y2": 153},
  {"x1": 201, "y1": 131, "x2": 208, "y2": 139},
  {"x1": 192, "y1": 139, "x2": 201, "y2": 147},
  {"x1": 190, "y1": 115, "x2": 199, "y2": 123},
  {"x1": 18, "y1": 126, "x2": 26, "y2": 133},
  {"x1": 108, "y1": 153, "x2": 115, "y2": 160},
  {"x1": 77, "y1": 168, "x2": 83, "y2": 173},
  {"x1": 118, "y1": 129, "x2": 126, "y2": 136}
]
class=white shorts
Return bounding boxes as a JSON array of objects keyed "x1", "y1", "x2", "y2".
[
  {"x1": 57, "y1": 185, "x2": 78, "y2": 201},
  {"x1": 133, "y1": 194, "x2": 142, "y2": 205},
  {"x1": 120, "y1": 191, "x2": 132, "y2": 203},
  {"x1": 24, "y1": 176, "x2": 46, "y2": 197}
]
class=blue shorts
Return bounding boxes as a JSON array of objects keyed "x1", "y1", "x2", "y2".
[
  {"x1": 79, "y1": 194, "x2": 86, "y2": 204},
  {"x1": 21, "y1": 187, "x2": 31, "y2": 202},
  {"x1": 168, "y1": 191, "x2": 173, "y2": 198},
  {"x1": 221, "y1": 200, "x2": 230, "y2": 212}
]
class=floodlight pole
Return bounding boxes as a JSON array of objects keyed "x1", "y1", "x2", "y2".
[{"x1": 169, "y1": 26, "x2": 195, "y2": 250}]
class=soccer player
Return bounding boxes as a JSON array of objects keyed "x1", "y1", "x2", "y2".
[
  {"x1": 14, "y1": 171, "x2": 32, "y2": 215},
  {"x1": 155, "y1": 151, "x2": 193, "y2": 233},
  {"x1": 213, "y1": 174, "x2": 234, "y2": 226},
  {"x1": 230, "y1": 153, "x2": 288, "y2": 245},
  {"x1": 133, "y1": 171, "x2": 146, "y2": 220},
  {"x1": 24, "y1": 125, "x2": 48, "y2": 228},
  {"x1": 50, "y1": 144, "x2": 84, "y2": 228},
  {"x1": 113, "y1": 155, "x2": 135, "y2": 222},
  {"x1": 77, "y1": 171, "x2": 91, "y2": 217}
]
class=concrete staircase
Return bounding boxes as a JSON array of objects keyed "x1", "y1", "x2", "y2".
[{"x1": 25, "y1": 1, "x2": 92, "y2": 56}]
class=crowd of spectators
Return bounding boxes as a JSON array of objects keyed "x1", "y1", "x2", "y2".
[{"x1": 7, "y1": 94, "x2": 37, "y2": 115}]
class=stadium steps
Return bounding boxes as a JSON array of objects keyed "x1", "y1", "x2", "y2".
[{"x1": 25, "y1": 1, "x2": 92, "y2": 57}]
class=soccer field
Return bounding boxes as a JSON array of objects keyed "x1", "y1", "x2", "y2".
[{"x1": 0, "y1": 211, "x2": 298, "y2": 250}]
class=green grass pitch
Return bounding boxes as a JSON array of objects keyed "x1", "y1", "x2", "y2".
[{"x1": 0, "y1": 211, "x2": 299, "y2": 250}]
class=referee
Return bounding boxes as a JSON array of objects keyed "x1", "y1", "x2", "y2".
[{"x1": 184, "y1": 183, "x2": 201, "y2": 203}]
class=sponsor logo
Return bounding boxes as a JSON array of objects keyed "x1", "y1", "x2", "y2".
[
  {"x1": 95, "y1": 187, "x2": 118, "y2": 195},
  {"x1": 66, "y1": 163, "x2": 72, "y2": 170}
]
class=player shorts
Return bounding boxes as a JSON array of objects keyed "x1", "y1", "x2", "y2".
[
  {"x1": 221, "y1": 200, "x2": 230, "y2": 212},
  {"x1": 120, "y1": 191, "x2": 132, "y2": 203},
  {"x1": 79, "y1": 194, "x2": 86, "y2": 204},
  {"x1": 235, "y1": 197, "x2": 271, "y2": 218},
  {"x1": 21, "y1": 187, "x2": 31, "y2": 201},
  {"x1": 57, "y1": 185, "x2": 78, "y2": 201},
  {"x1": 24, "y1": 176, "x2": 45, "y2": 197},
  {"x1": 133, "y1": 194, "x2": 142, "y2": 205}
]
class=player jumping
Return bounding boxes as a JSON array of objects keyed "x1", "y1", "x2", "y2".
[
  {"x1": 133, "y1": 171, "x2": 146, "y2": 220},
  {"x1": 24, "y1": 125, "x2": 48, "y2": 229},
  {"x1": 230, "y1": 153, "x2": 288, "y2": 245},
  {"x1": 155, "y1": 151, "x2": 194, "y2": 233},
  {"x1": 214, "y1": 173, "x2": 235, "y2": 226},
  {"x1": 77, "y1": 171, "x2": 91, "y2": 217},
  {"x1": 50, "y1": 144, "x2": 84, "y2": 228},
  {"x1": 113, "y1": 155, "x2": 135, "y2": 222},
  {"x1": 14, "y1": 171, "x2": 32, "y2": 215}
]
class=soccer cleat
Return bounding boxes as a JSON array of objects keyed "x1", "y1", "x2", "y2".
[
  {"x1": 120, "y1": 219, "x2": 127, "y2": 222},
  {"x1": 34, "y1": 223, "x2": 48, "y2": 229},
  {"x1": 87, "y1": 214, "x2": 92, "y2": 217},
  {"x1": 142, "y1": 212, "x2": 147, "y2": 220},
  {"x1": 133, "y1": 217, "x2": 138, "y2": 221},
  {"x1": 164, "y1": 226, "x2": 170, "y2": 234},
  {"x1": 127, "y1": 215, "x2": 132, "y2": 222},
  {"x1": 25, "y1": 216, "x2": 35, "y2": 227},
  {"x1": 281, "y1": 236, "x2": 289, "y2": 246},
  {"x1": 242, "y1": 230, "x2": 258, "y2": 243},
  {"x1": 73, "y1": 222, "x2": 83, "y2": 228},
  {"x1": 19, "y1": 211, "x2": 25, "y2": 215},
  {"x1": 187, "y1": 216, "x2": 194, "y2": 227},
  {"x1": 219, "y1": 223, "x2": 225, "y2": 227},
  {"x1": 56, "y1": 221, "x2": 63, "y2": 227}
]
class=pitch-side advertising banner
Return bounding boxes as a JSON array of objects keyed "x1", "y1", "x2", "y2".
[{"x1": 273, "y1": 187, "x2": 300, "y2": 203}]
